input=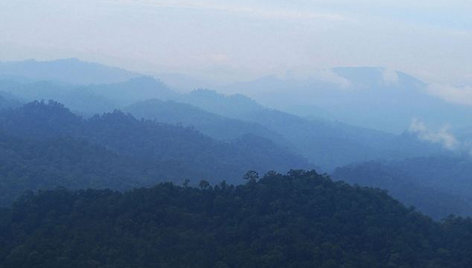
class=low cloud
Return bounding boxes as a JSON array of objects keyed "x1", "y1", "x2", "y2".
[
  {"x1": 409, "y1": 119, "x2": 458, "y2": 150},
  {"x1": 283, "y1": 68, "x2": 352, "y2": 88},
  {"x1": 382, "y1": 68, "x2": 399, "y2": 85},
  {"x1": 427, "y1": 84, "x2": 472, "y2": 106},
  {"x1": 314, "y1": 69, "x2": 352, "y2": 88}
]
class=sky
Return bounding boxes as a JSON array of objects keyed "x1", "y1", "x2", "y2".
[{"x1": 0, "y1": 0, "x2": 471, "y2": 88}]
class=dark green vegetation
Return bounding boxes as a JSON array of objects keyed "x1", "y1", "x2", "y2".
[
  {"x1": 333, "y1": 157, "x2": 472, "y2": 219},
  {"x1": 0, "y1": 101, "x2": 309, "y2": 206},
  {"x1": 1, "y1": 171, "x2": 472, "y2": 267}
]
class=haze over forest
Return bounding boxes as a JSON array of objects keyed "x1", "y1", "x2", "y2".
[{"x1": 0, "y1": 1, "x2": 471, "y2": 267}]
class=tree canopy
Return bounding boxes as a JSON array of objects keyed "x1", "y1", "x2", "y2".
[{"x1": 1, "y1": 170, "x2": 472, "y2": 267}]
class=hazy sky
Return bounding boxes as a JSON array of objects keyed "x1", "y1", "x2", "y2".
[{"x1": 0, "y1": 0, "x2": 471, "y2": 86}]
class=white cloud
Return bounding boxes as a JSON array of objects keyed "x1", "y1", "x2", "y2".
[
  {"x1": 382, "y1": 69, "x2": 399, "y2": 85},
  {"x1": 409, "y1": 119, "x2": 459, "y2": 150},
  {"x1": 316, "y1": 70, "x2": 352, "y2": 88},
  {"x1": 427, "y1": 84, "x2": 472, "y2": 106}
]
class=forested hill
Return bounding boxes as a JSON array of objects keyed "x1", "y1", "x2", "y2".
[
  {"x1": 1, "y1": 170, "x2": 472, "y2": 267},
  {"x1": 0, "y1": 101, "x2": 310, "y2": 205},
  {"x1": 0, "y1": 133, "x2": 168, "y2": 206}
]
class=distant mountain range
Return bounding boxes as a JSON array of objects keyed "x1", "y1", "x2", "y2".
[
  {"x1": 0, "y1": 58, "x2": 140, "y2": 85},
  {"x1": 223, "y1": 67, "x2": 472, "y2": 134},
  {"x1": 3, "y1": 58, "x2": 471, "y2": 133},
  {"x1": 3, "y1": 59, "x2": 472, "y2": 267},
  {"x1": 0, "y1": 58, "x2": 471, "y2": 219},
  {"x1": 0, "y1": 59, "x2": 461, "y2": 171},
  {"x1": 124, "y1": 99, "x2": 289, "y2": 145},
  {"x1": 0, "y1": 101, "x2": 310, "y2": 205}
]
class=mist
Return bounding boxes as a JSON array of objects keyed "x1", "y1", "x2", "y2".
[{"x1": 1, "y1": 1, "x2": 472, "y2": 267}]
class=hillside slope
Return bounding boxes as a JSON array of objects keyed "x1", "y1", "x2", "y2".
[
  {"x1": 124, "y1": 99, "x2": 289, "y2": 145},
  {"x1": 333, "y1": 156, "x2": 472, "y2": 219},
  {"x1": 0, "y1": 101, "x2": 310, "y2": 205},
  {"x1": 1, "y1": 171, "x2": 472, "y2": 267}
]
